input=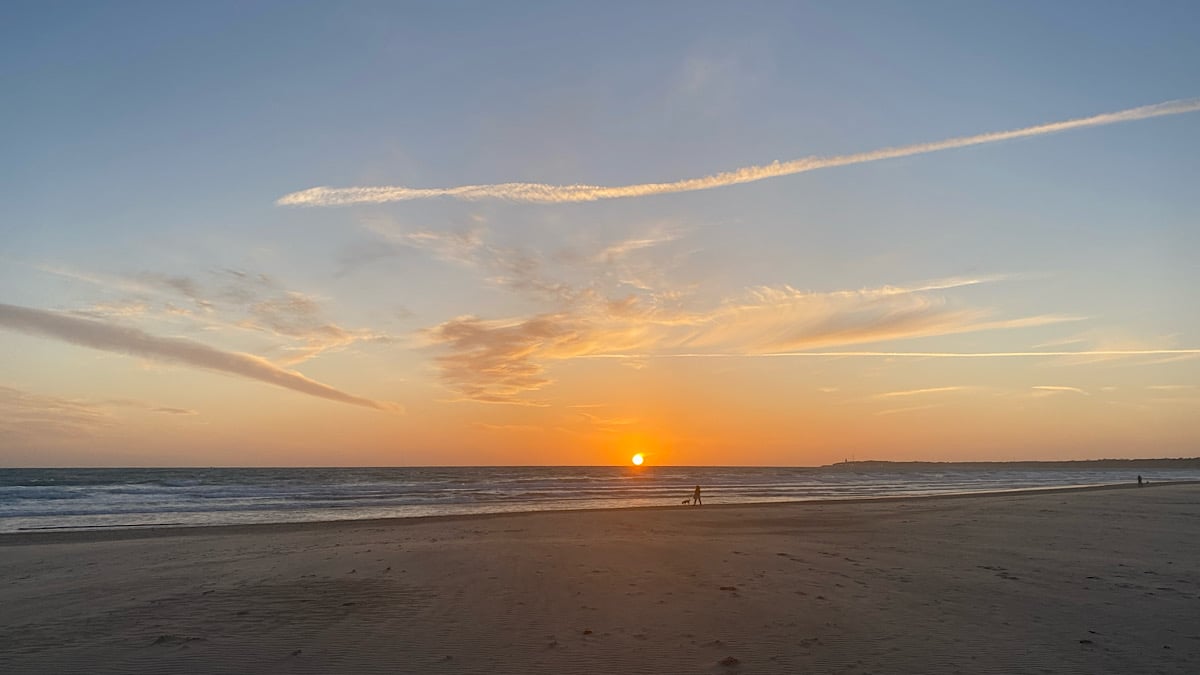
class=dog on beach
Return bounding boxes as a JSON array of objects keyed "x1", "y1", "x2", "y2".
[{"x1": 681, "y1": 498, "x2": 692, "y2": 505}]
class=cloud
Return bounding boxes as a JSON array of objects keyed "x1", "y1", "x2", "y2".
[
  {"x1": 579, "y1": 348, "x2": 1200, "y2": 360},
  {"x1": 361, "y1": 218, "x2": 645, "y2": 305},
  {"x1": 203, "y1": 273, "x2": 392, "y2": 364},
  {"x1": 31, "y1": 263, "x2": 390, "y2": 366},
  {"x1": 590, "y1": 228, "x2": 683, "y2": 264},
  {"x1": 876, "y1": 386, "x2": 971, "y2": 398},
  {"x1": 0, "y1": 385, "x2": 113, "y2": 439},
  {"x1": 211, "y1": 268, "x2": 278, "y2": 305},
  {"x1": 362, "y1": 219, "x2": 486, "y2": 266},
  {"x1": 278, "y1": 98, "x2": 1200, "y2": 206},
  {"x1": 367, "y1": 219, "x2": 686, "y2": 303},
  {"x1": 247, "y1": 292, "x2": 338, "y2": 335},
  {"x1": 103, "y1": 398, "x2": 199, "y2": 416},
  {"x1": 1032, "y1": 385, "x2": 1089, "y2": 397},
  {"x1": 243, "y1": 291, "x2": 388, "y2": 365},
  {"x1": 424, "y1": 314, "x2": 584, "y2": 405},
  {"x1": 72, "y1": 300, "x2": 150, "y2": 319},
  {"x1": 422, "y1": 276, "x2": 1078, "y2": 404},
  {"x1": 0, "y1": 386, "x2": 202, "y2": 442},
  {"x1": 31, "y1": 263, "x2": 152, "y2": 294},
  {"x1": 1027, "y1": 332, "x2": 1197, "y2": 367},
  {"x1": 423, "y1": 308, "x2": 655, "y2": 403},
  {"x1": 0, "y1": 303, "x2": 401, "y2": 413},
  {"x1": 677, "y1": 281, "x2": 1072, "y2": 353},
  {"x1": 137, "y1": 273, "x2": 214, "y2": 310}
]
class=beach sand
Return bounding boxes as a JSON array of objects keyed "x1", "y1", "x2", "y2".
[{"x1": 1, "y1": 483, "x2": 1197, "y2": 674}]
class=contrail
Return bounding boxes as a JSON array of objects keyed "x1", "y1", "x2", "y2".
[
  {"x1": 0, "y1": 303, "x2": 402, "y2": 413},
  {"x1": 575, "y1": 349, "x2": 1200, "y2": 359},
  {"x1": 278, "y1": 98, "x2": 1200, "y2": 206}
]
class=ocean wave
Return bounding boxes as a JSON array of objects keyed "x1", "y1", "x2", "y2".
[{"x1": 1, "y1": 466, "x2": 1193, "y2": 533}]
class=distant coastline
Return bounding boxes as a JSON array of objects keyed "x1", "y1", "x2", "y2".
[{"x1": 822, "y1": 457, "x2": 1200, "y2": 471}]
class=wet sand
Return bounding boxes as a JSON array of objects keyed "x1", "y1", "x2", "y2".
[{"x1": 2, "y1": 483, "x2": 1198, "y2": 674}]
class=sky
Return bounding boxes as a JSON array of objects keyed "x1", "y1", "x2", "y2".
[{"x1": 2, "y1": 1, "x2": 1198, "y2": 467}]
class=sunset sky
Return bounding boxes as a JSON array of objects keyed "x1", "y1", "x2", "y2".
[{"x1": 2, "y1": 2, "x2": 1198, "y2": 467}]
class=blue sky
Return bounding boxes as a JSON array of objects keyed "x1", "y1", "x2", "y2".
[{"x1": 2, "y1": 2, "x2": 1198, "y2": 466}]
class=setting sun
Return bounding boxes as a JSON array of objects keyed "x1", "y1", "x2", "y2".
[{"x1": 631, "y1": 453, "x2": 644, "y2": 466}]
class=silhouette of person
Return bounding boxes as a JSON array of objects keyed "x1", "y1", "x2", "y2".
[
  {"x1": 1137, "y1": 475, "x2": 1143, "y2": 486},
  {"x1": 692, "y1": 485, "x2": 702, "y2": 506}
]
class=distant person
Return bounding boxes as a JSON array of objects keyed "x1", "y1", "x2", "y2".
[
  {"x1": 692, "y1": 485, "x2": 702, "y2": 506},
  {"x1": 1138, "y1": 475, "x2": 1143, "y2": 487}
]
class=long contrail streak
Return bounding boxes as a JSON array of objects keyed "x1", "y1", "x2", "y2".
[
  {"x1": 278, "y1": 98, "x2": 1200, "y2": 207},
  {"x1": 575, "y1": 349, "x2": 1200, "y2": 359}
]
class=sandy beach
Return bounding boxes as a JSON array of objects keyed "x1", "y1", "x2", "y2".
[{"x1": 1, "y1": 483, "x2": 1197, "y2": 674}]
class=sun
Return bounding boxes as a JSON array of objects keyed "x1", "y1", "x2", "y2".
[{"x1": 631, "y1": 453, "x2": 645, "y2": 466}]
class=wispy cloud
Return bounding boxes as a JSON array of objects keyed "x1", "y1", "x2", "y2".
[
  {"x1": 362, "y1": 219, "x2": 486, "y2": 266},
  {"x1": 243, "y1": 291, "x2": 389, "y2": 365},
  {"x1": 876, "y1": 386, "x2": 971, "y2": 398},
  {"x1": 678, "y1": 281, "x2": 1073, "y2": 353},
  {"x1": 278, "y1": 98, "x2": 1200, "y2": 206},
  {"x1": 29, "y1": 263, "x2": 388, "y2": 365},
  {"x1": 137, "y1": 273, "x2": 214, "y2": 311},
  {"x1": 578, "y1": 348, "x2": 1200, "y2": 360},
  {"x1": 422, "y1": 276, "x2": 1076, "y2": 404},
  {"x1": 0, "y1": 385, "x2": 113, "y2": 439},
  {"x1": 590, "y1": 228, "x2": 683, "y2": 264},
  {"x1": 0, "y1": 386, "x2": 201, "y2": 442},
  {"x1": 1030, "y1": 332, "x2": 1198, "y2": 367},
  {"x1": 1032, "y1": 385, "x2": 1090, "y2": 396},
  {"x1": 102, "y1": 398, "x2": 199, "y2": 416},
  {"x1": 32, "y1": 263, "x2": 152, "y2": 295},
  {"x1": 72, "y1": 300, "x2": 150, "y2": 319},
  {"x1": 361, "y1": 218, "x2": 683, "y2": 308},
  {"x1": 0, "y1": 303, "x2": 401, "y2": 412}
]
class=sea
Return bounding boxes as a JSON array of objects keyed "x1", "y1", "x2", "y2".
[{"x1": 2, "y1": 465, "x2": 1198, "y2": 534}]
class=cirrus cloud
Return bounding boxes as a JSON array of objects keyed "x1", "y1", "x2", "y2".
[{"x1": 422, "y1": 276, "x2": 1078, "y2": 404}]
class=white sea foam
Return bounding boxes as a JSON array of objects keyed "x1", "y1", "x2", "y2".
[{"x1": 1, "y1": 466, "x2": 1194, "y2": 532}]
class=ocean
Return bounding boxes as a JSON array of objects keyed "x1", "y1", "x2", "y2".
[{"x1": 2, "y1": 465, "x2": 1197, "y2": 533}]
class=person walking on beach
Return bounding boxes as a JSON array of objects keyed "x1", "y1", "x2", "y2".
[{"x1": 692, "y1": 485, "x2": 702, "y2": 506}]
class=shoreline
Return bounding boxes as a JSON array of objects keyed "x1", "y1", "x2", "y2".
[{"x1": 4, "y1": 478, "x2": 1192, "y2": 546}]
